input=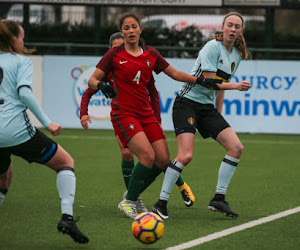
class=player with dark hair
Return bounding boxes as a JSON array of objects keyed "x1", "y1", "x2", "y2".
[
  {"x1": 87, "y1": 13, "x2": 220, "y2": 219},
  {"x1": 0, "y1": 20, "x2": 89, "y2": 244},
  {"x1": 80, "y1": 32, "x2": 195, "y2": 212},
  {"x1": 152, "y1": 12, "x2": 251, "y2": 220}
]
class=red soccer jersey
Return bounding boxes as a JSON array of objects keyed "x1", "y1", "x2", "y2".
[
  {"x1": 96, "y1": 45, "x2": 169, "y2": 118},
  {"x1": 80, "y1": 74, "x2": 161, "y2": 122}
]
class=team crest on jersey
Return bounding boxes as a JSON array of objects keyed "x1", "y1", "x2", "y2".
[
  {"x1": 187, "y1": 117, "x2": 195, "y2": 125},
  {"x1": 146, "y1": 60, "x2": 151, "y2": 68},
  {"x1": 231, "y1": 62, "x2": 235, "y2": 72},
  {"x1": 129, "y1": 123, "x2": 135, "y2": 130}
]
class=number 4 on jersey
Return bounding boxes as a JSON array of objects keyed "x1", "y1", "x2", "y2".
[{"x1": 133, "y1": 71, "x2": 141, "y2": 85}]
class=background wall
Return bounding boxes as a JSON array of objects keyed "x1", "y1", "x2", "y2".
[{"x1": 29, "y1": 55, "x2": 300, "y2": 134}]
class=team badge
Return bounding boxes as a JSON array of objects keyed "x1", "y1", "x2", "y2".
[
  {"x1": 231, "y1": 62, "x2": 235, "y2": 72},
  {"x1": 129, "y1": 123, "x2": 135, "y2": 130},
  {"x1": 187, "y1": 117, "x2": 195, "y2": 125},
  {"x1": 146, "y1": 60, "x2": 151, "y2": 68}
]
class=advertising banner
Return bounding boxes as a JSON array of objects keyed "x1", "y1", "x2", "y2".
[
  {"x1": 43, "y1": 56, "x2": 300, "y2": 134},
  {"x1": 11, "y1": 0, "x2": 222, "y2": 7}
]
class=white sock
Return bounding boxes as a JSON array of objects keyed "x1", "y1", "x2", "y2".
[
  {"x1": 216, "y1": 155, "x2": 239, "y2": 195},
  {"x1": 160, "y1": 160, "x2": 185, "y2": 201},
  {"x1": 0, "y1": 192, "x2": 5, "y2": 207},
  {"x1": 57, "y1": 169, "x2": 76, "y2": 216}
]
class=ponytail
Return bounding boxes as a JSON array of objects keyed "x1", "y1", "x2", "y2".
[
  {"x1": 0, "y1": 19, "x2": 34, "y2": 55},
  {"x1": 234, "y1": 33, "x2": 250, "y2": 60}
]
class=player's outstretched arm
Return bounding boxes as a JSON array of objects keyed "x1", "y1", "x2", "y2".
[
  {"x1": 18, "y1": 86, "x2": 52, "y2": 128},
  {"x1": 213, "y1": 80, "x2": 251, "y2": 91},
  {"x1": 196, "y1": 77, "x2": 223, "y2": 90},
  {"x1": 163, "y1": 65, "x2": 197, "y2": 83}
]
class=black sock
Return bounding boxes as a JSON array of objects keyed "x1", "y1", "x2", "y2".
[
  {"x1": 62, "y1": 213, "x2": 73, "y2": 221},
  {"x1": 214, "y1": 194, "x2": 225, "y2": 200},
  {"x1": 158, "y1": 200, "x2": 168, "y2": 206}
]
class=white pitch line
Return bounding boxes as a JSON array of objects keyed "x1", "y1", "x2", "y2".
[
  {"x1": 57, "y1": 135, "x2": 300, "y2": 145},
  {"x1": 165, "y1": 206, "x2": 300, "y2": 250}
]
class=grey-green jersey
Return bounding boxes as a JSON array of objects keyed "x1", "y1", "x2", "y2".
[
  {"x1": 179, "y1": 39, "x2": 241, "y2": 104},
  {"x1": 0, "y1": 52, "x2": 36, "y2": 147}
]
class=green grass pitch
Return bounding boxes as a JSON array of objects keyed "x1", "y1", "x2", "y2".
[{"x1": 1, "y1": 129, "x2": 300, "y2": 249}]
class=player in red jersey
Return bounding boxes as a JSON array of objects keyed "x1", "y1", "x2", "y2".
[
  {"x1": 88, "y1": 13, "x2": 221, "y2": 219},
  {"x1": 80, "y1": 32, "x2": 195, "y2": 213}
]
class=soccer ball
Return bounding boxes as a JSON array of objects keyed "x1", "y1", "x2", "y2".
[{"x1": 132, "y1": 212, "x2": 165, "y2": 244}]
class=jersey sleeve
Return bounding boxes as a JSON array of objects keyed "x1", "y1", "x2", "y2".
[
  {"x1": 17, "y1": 56, "x2": 33, "y2": 89},
  {"x1": 148, "y1": 46, "x2": 169, "y2": 74},
  {"x1": 199, "y1": 40, "x2": 220, "y2": 73},
  {"x1": 80, "y1": 87, "x2": 98, "y2": 118},
  {"x1": 147, "y1": 76, "x2": 161, "y2": 123},
  {"x1": 19, "y1": 86, "x2": 51, "y2": 127},
  {"x1": 96, "y1": 48, "x2": 116, "y2": 74}
]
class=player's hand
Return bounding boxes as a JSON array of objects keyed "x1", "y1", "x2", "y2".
[
  {"x1": 81, "y1": 115, "x2": 91, "y2": 130},
  {"x1": 237, "y1": 81, "x2": 251, "y2": 91},
  {"x1": 196, "y1": 77, "x2": 223, "y2": 90},
  {"x1": 97, "y1": 81, "x2": 116, "y2": 98},
  {"x1": 46, "y1": 122, "x2": 61, "y2": 136}
]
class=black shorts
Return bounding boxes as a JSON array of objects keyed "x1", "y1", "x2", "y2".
[
  {"x1": 172, "y1": 96, "x2": 230, "y2": 139},
  {"x1": 0, "y1": 129, "x2": 58, "y2": 174}
]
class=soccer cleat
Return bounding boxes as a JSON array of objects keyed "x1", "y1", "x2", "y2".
[
  {"x1": 178, "y1": 182, "x2": 195, "y2": 207},
  {"x1": 208, "y1": 198, "x2": 238, "y2": 218},
  {"x1": 136, "y1": 196, "x2": 148, "y2": 213},
  {"x1": 57, "y1": 217, "x2": 89, "y2": 244},
  {"x1": 118, "y1": 198, "x2": 138, "y2": 219},
  {"x1": 122, "y1": 191, "x2": 148, "y2": 213},
  {"x1": 152, "y1": 201, "x2": 169, "y2": 220}
]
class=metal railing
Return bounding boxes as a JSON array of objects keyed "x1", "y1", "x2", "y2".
[{"x1": 25, "y1": 42, "x2": 300, "y2": 60}]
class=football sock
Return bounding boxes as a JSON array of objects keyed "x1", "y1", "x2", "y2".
[
  {"x1": 121, "y1": 160, "x2": 134, "y2": 189},
  {"x1": 160, "y1": 160, "x2": 185, "y2": 201},
  {"x1": 126, "y1": 162, "x2": 152, "y2": 201},
  {"x1": 57, "y1": 167, "x2": 76, "y2": 216},
  {"x1": 163, "y1": 166, "x2": 184, "y2": 186},
  {"x1": 216, "y1": 155, "x2": 239, "y2": 195},
  {"x1": 175, "y1": 175, "x2": 184, "y2": 186},
  {"x1": 62, "y1": 213, "x2": 74, "y2": 221},
  {"x1": 0, "y1": 188, "x2": 7, "y2": 207},
  {"x1": 214, "y1": 194, "x2": 225, "y2": 201},
  {"x1": 141, "y1": 164, "x2": 163, "y2": 193},
  {"x1": 157, "y1": 199, "x2": 167, "y2": 206}
]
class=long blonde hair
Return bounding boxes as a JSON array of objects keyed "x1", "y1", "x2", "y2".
[
  {"x1": 215, "y1": 12, "x2": 250, "y2": 60},
  {"x1": 0, "y1": 19, "x2": 34, "y2": 55}
]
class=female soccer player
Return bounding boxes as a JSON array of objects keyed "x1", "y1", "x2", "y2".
[
  {"x1": 0, "y1": 20, "x2": 88, "y2": 243},
  {"x1": 88, "y1": 13, "x2": 219, "y2": 219},
  {"x1": 152, "y1": 11, "x2": 251, "y2": 219},
  {"x1": 80, "y1": 32, "x2": 195, "y2": 213}
]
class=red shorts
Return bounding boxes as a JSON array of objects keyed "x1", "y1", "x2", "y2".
[{"x1": 111, "y1": 114, "x2": 165, "y2": 148}]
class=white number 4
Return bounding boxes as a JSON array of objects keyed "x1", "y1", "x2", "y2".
[{"x1": 133, "y1": 71, "x2": 141, "y2": 84}]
